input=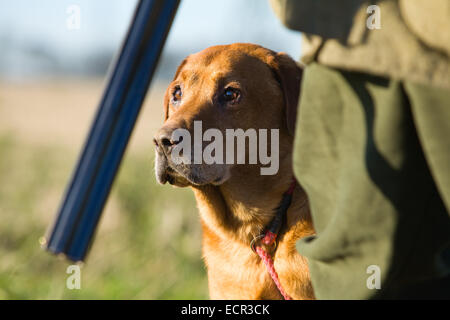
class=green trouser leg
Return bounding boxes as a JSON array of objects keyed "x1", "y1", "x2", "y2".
[{"x1": 294, "y1": 63, "x2": 450, "y2": 299}]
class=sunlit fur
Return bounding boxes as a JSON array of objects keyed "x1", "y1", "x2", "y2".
[{"x1": 154, "y1": 43, "x2": 315, "y2": 299}]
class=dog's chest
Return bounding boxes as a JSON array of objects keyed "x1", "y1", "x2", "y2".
[{"x1": 202, "y1": 237, "x2": 284, "y2": 300}]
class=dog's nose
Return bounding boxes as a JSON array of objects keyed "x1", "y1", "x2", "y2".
[{"x1": 153, "y1": 127, "x2": 177, "y2": 153}]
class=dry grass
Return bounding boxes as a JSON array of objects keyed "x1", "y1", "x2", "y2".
[{"x1": 0, "y1": 78, "x2": 208, "y2": 299}]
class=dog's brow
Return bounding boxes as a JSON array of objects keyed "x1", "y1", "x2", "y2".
[
  {"x1": 188, "y1": 72, "x2": 200, "y2": 84},
  {"x1": 210, "y1": 71, "x2": 226, "y2": 83}
]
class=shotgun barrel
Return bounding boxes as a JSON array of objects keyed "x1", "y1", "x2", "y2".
[{"x1": 43, "y1": 0, "x2": 180, "y2": 262}]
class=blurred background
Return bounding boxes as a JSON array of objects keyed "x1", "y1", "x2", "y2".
[{"x1": 0, "y1": 0, "x2": 301, "y2": 299}]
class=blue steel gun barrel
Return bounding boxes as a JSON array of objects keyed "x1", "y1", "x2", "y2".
[{"x1": 43, "y1": 0, "x2": 180, "y2": 262}]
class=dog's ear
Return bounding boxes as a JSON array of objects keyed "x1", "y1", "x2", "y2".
[
  {"x1": 163, "y1": 57, "x2": 189, "y2": 121},
  {"x1": 268, "y1": 52, "x2": 303, "y2": 136}
]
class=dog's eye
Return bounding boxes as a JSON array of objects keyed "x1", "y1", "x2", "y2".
[
  {"x1": 222, "y1": 87, "x2": 241, "y2": 104},
  {"x1": 171, "y1": 86, "x2": 182, "y2": 104}
]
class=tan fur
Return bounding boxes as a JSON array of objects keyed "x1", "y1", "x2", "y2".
[{"x1": 154, "y1": 43, "x2": 315, "y2": 299}]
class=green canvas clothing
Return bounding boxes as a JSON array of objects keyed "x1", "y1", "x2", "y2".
[
  {"x1": 270, "y1": 0, "x2": 450, "y2": 89},
  {"x1": 269, "y1": 0, "x2": 450, "y2": 299},
  {"x1": 293, "y1": 63, "x2": 450, "y2": 299}
]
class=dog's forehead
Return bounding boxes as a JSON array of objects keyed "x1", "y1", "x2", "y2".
[{"x1": 178, "y1": 46, "x2": 270, "y2": 83}]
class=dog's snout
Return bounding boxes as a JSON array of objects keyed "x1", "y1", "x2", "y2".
[{"x1": 154, "y1": 128, "x2": 178, "y2": 153}]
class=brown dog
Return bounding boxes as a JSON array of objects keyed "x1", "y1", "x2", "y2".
[{"x1": 154, "y1": 43, "x2": 315, "y2": 299}]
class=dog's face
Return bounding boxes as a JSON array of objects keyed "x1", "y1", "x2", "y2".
[{"x1": 154, "y1": 43, "x2": 302, "y2": 187}]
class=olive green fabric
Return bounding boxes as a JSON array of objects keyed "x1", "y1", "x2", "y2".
[
  {"x1": 270, "y1": 0, "x2": 450, "y2": 89},
  {"x1": 269, "y1": 0, "x2": 450, "y2": 299},
  {"x1": 294, "y1": 63, "x2": 450, "y2": 299}
]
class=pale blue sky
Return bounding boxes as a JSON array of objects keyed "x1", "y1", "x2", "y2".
[{"x1": 0, "y1": 0, "x2": 302, "y2": 78}]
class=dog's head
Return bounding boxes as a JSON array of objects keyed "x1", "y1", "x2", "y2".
[{"x1": 154, "y1": 43, "x2": 302, "y2": 187}]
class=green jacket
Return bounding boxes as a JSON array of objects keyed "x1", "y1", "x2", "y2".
[
  {"x1": 270, "y1": 0, "x2": 450, "y2": 89},
  {"x1": 270, "y1": 0, "x2": 450, "y2": 299}
]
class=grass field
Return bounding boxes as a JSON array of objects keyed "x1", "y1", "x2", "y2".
[{"x1": 0, "y1": 79, "x2": 208, "y2": 299}]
